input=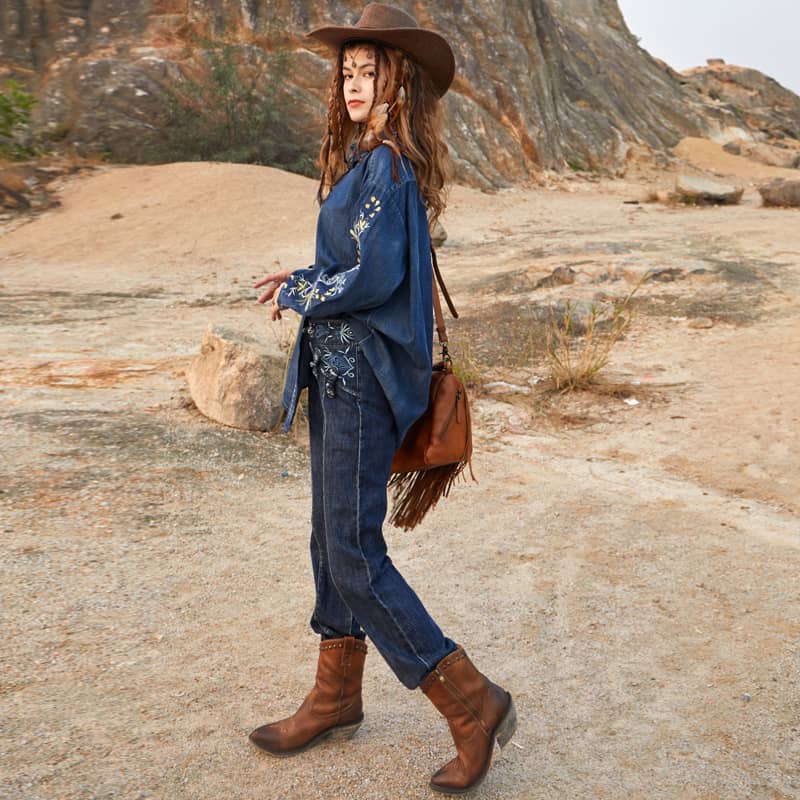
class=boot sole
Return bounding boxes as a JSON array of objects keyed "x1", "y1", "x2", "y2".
[
  {"x1": 429, "y1": 694, "x2": 517, "y2": 795},
  {"x1": 248, "y1": 716, "x2": 363, "y2": 758}
]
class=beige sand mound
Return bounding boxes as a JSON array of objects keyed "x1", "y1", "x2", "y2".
[
  {"x1": 673, "y1": 136, "x2": 799, "y2": 182},
  {"x1": 0, "y1": 161, "x2": 320, "y2": 285}
]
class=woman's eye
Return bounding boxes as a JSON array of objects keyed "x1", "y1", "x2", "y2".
[{"x1": 365, "y1": 71, "x2": 375, "y2": 78}]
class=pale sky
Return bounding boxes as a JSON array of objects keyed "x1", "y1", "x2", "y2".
[{"x1": 617, "y1": 0, "x2": 800, "y2": 97}]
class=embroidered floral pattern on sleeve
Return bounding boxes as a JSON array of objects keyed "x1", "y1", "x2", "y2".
[
  {"x1": 305, "y1": 319, "x2": 359, "y2": 397},
  {"x1": 349, "y1": 195, "x2": 383, "y2": 261},
  {"x1": 285, "y1": 270, "x2": 356, "y2": 310},
  {"x1": 283, "y1": 196, "x2": 384, "y2": 313}
]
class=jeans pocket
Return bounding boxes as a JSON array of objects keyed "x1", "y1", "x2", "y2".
[
  {"x1": 304, "y1": 319, "x2": 372, "y2": 399},
  {"x1": 308, "y1": 340, "x2": 358, "y2": 399}
]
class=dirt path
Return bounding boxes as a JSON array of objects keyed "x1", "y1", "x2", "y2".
[{"x1": 1, "y1": 155, "x2": 798, "y2": 799}]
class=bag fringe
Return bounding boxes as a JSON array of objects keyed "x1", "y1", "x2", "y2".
[{"x1": 387, "y1": 458, "x2": 471, "y2": 531}]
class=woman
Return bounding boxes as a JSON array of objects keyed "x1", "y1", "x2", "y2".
[{"x1": 250, "y1": 4, "x2": 516, "y2": 793}]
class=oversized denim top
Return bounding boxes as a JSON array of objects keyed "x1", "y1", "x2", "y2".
[{"x1": 278, "y1": 143, "x2": 434, "y2": 446}]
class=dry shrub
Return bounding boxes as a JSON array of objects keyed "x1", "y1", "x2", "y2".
[
  {"x1": 545, "y1": 283, "x2": 640, "y2": 391},
  {"x1": 447, "y1": 334, "x2": 483, "y2": 393}
]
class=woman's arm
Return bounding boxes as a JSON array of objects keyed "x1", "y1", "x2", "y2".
[{"x1": 278, "y1": 164, "x2": 414, "y2": 319}]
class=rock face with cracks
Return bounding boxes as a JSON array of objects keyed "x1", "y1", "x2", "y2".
[
  {"x1": 2, "y1": 0, "x2": 799, "y2": 187},
  {"x1": 682, "y1": 62, "x2": 800, "y2": 144}
]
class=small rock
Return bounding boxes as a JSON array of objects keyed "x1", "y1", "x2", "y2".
[
  {"x1": 758, "y1": 178, "x2": 800, "y2": 208},
  {"x1": 534, "y1": 266, "x2": 576, "y2": 289},
  {"x1": 676, "y1": 175, "x2": 744, "y2": 205},
  {"x1": 687, "y1": 268, "x2": 716, "y2": 284},
  {"x1": 0, "y1": 180, "x2": 31, "y2": 209},
  {"x1": 542, "y1": 299, "x2": 614, "y2": 335},
  {"x1": 0, "y1": 166, "x2": 37, "y2": 194},
  {"x1": 743, "y1": 693, "x2": 752, "y2": 703},
  {"x1": 723, "y1": 142, "x2": 741, "y2": 155},
  {"x1": 688, "y1": 316, "x2": 714, "y2": 329},
  {"x1": 430, "y1": 219, "x2": 448, "y2": 247},
  {"x1": 646, "y1": 267, "x2": 684, "y2": 283},
  {"x1": 485, "y1": 381, "x2": 531, "y2": 396}
]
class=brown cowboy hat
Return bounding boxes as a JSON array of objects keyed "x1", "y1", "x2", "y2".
[{"x1": 307, "y1": 3, "x2": 455, "y2": 97}]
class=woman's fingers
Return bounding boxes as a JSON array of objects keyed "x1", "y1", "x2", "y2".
[
  {"x1": 253, "y1": 273, "x2": 280, "y2": 289},
  {"x1": 256, "y1": 280, "x2": 279, "y2": 304},
  {"x1": 253, "y1": 268, "x2": 292, "y2": 289},
  {"x1": 256, "y1": 277, "x2": 287, "y2": 316}
]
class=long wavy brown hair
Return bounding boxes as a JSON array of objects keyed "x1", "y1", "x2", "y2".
[{"x1": 317, "y1": 41, "x2": 450, "y2": 228}]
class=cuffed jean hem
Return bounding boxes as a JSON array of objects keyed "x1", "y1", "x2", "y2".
[{"x1": 319, "y1": 631, "x2": 367, "y2": 641}]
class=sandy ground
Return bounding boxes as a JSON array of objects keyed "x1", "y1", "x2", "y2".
[{"x1": 1, "y1": 140, "x2": 798, "y2": 799}]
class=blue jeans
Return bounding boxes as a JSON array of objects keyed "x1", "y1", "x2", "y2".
[{"x1": 303, "y1": 319, "x2": 457, "y2": 689}]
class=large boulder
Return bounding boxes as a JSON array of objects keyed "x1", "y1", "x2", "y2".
[
  {"x1": 187, "y1": 323, "x2": 286, "y2": 431},
  {"x1": 758, "y1": 179, "x2": 800, "y2": 208},
  {"x1": 676, "y1": 175, "x2": 744, "y2": 205}
]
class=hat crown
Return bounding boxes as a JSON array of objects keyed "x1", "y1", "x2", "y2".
[
  {"x1": 356, "y1": 3, "x2": 419, "y2": 31},
  {"x1": 307, "y1": 3, "x2": 455, "y2": 97}
]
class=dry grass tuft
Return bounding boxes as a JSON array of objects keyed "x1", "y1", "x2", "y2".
[
  {"x1": 448, "y1": 334, "x2": 484, "y2": 393},
  {"x1": 545, "y1": 283, "x2": 640, "y2": 392}
]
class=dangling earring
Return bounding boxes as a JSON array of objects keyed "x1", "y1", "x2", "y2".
[{"x1": 389, "y1": 85, "x2": 406, "y2": 114}]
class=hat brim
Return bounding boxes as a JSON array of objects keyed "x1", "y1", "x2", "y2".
[{"x1": 306, "y1": 25, "x2": 455, "y2": 98}]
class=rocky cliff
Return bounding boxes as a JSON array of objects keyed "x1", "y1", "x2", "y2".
[
  {"x1": 1, "y1": 1, "x2": 798, "y2": 187},
  {"x1": 681, "y1": 61, "x2": 800, "y2": 143}
]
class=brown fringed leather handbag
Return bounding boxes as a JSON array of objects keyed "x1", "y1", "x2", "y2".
[{"x1": 388, "y1": 247, "x2": 475, "y2": 530}]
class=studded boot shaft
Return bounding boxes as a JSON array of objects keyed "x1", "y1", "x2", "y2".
[
  {"x1": 249, "y1": 636, "x2": 367, "y2": 757},
  {"x1": 421, "y1": 646, "x2": 517, "y2": 794}
]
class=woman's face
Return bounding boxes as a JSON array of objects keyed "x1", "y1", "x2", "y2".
[{"x1": 342, "y1": 44, "x2": 380, "y2": 123}]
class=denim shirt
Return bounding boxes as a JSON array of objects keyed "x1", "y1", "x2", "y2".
[{"x1": 278, "y1": 143, "x2": 434, "y2": 446}]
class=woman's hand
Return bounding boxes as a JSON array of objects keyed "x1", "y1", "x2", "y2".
[{"x1": 254, "y1": 268, "x2": 292, "y2": 305}]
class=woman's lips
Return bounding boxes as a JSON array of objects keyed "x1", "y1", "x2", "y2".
[{"x1": 348, "y1": 100, "x2": 364, "y2": 107}]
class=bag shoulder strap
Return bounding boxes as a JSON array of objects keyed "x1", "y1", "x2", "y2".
[{"x1": 431, "y1": 246, "x2": 458, "y2": 347}]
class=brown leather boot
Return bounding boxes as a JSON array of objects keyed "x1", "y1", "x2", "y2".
[
  {"x1": 421, "y1": 646, "x2": 517, "y2": 794},
  {"x1": 248, "y1": 636, "x2": 367, "y2": 757}
]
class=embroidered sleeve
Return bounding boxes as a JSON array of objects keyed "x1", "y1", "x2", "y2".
[{"x1": 278, "y1": 182, "x2": 409, "y2": 318}]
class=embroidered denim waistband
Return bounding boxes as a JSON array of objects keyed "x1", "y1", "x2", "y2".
[
  {"x1": 303, "y1": 317, "x2": 372, "y2": 345},
  {"x1": 304, "y1": 318, "x2": 371, "y2": 398}
]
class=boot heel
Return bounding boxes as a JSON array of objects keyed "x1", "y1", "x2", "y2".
[
  {"x1": 495, "y1": 696, "x2": 517, "y2": 751},
  {"x1": 329, "y1": 719, "x2": 362, "y2": 740}
]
